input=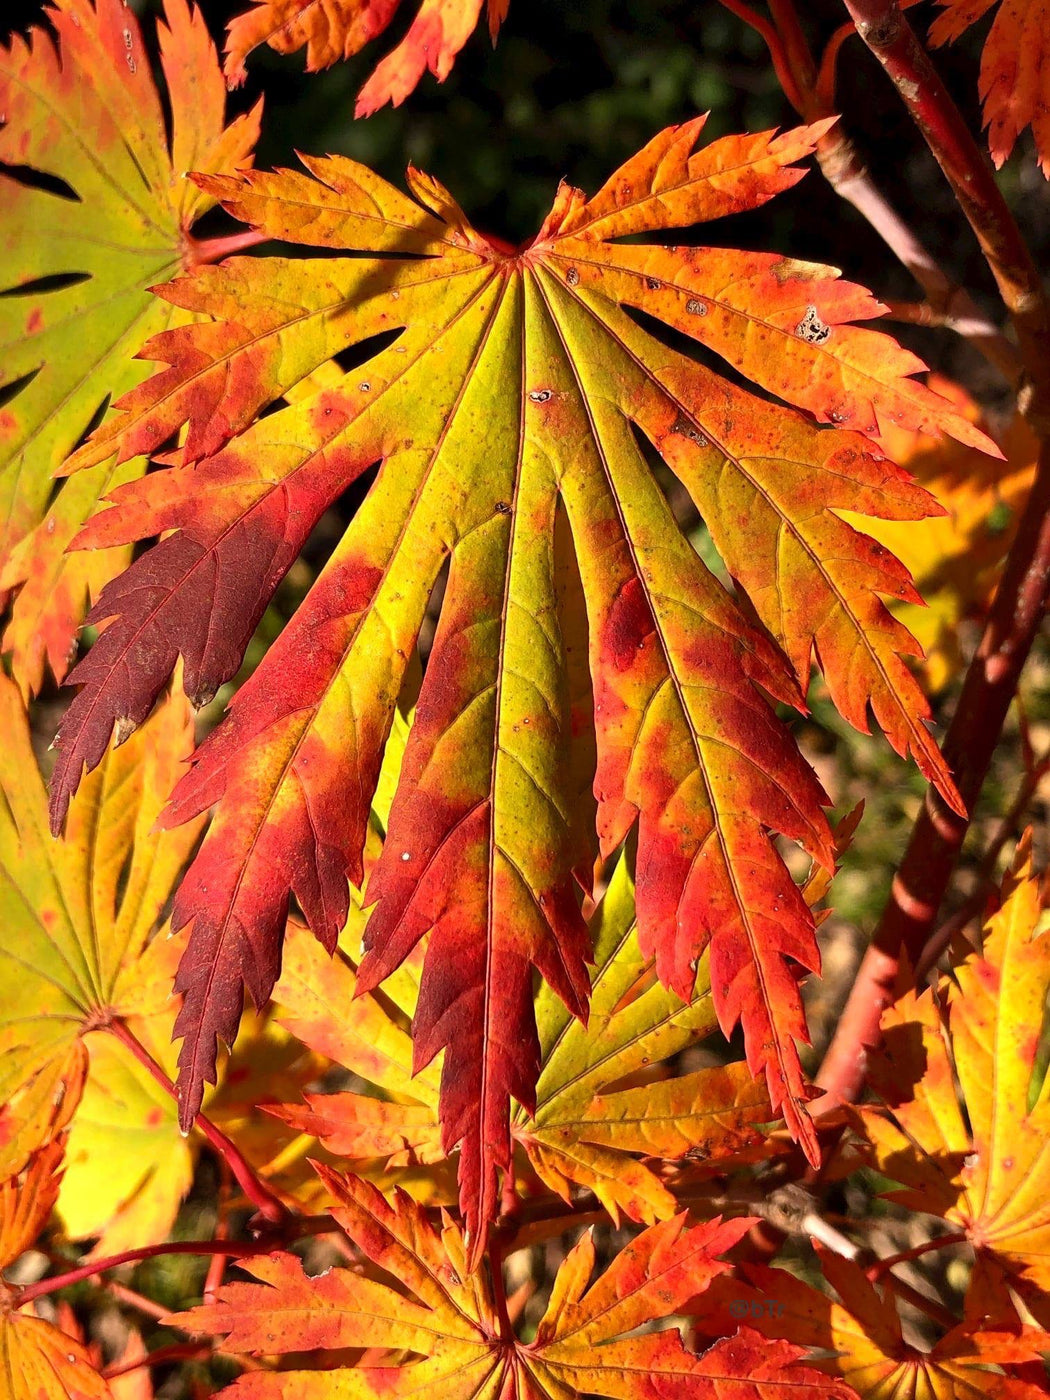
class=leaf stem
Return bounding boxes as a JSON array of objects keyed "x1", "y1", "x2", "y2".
[
  {"x1": 880, "y1": 1272, "x2": 959, "y2": 1331},
  {"x1": 766, "y1": 0, "x2": 818, "y2": 93},
  {"x1": 92, "y1": 1276, "x2": 169, "y2": 1322},
  {"x1": 107, "y1": 1019, "x2": 287, "y2": 1225},
  {"x1": 186, "y1": 228, "x2": 268, "y2": 264},
  {"x1": 102, "y1": 1343, "x2": 212, "y2": 1381}
]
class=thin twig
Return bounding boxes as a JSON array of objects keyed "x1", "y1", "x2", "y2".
[
  {"x1": 839, "y1": 0, "x2": 1050, "y2": 417},
  {"x1": 715, "y1": 0, "x2": 806, "y2": 111},
  {"x1": 108, "y1": 1018, "x2": 287, "y2": 1226},
  {"x1": 866, "y1": 1232, "x2": 968, "y2": 1279},
  {"x1": 15, "y1": 1240, "x2": 281, "y2": 1308},
  {"x1": 715, "y1": 0, "x2": 1020, "y2": 378}
]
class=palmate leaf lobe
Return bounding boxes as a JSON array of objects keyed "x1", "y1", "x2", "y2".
[
  {"x1": 50, "y1": 116, "x2": 978, "y2": 1257},
  {"x1": 0, "y1": 0, "x2": 260, "y2": 697},
  {"x1": 0, "y1": 1141, "x2": 114, "y2": 1400},
  {"x1": 168, "y1": 1166, "x2": 853, "y2": 1399},
  {"x1": 699, "y1": 1251, "x2": 1050, "y2": 1399},
  {"x1": 521, "y1": 846, "x2": 777, "y2": 1224},
  {"x1": 223, "y1": 0, "x2": 507, "y2": 114},
  {"x1": 861, "y1": 836, "x2": 1050, "y2": 1316},
  {"x1": 0, "y1": 676, "x2": 203, "y2": 1250}
]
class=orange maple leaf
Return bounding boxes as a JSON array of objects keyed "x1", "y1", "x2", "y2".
[
  {"x1": 929, "y1": 0, "x2": 1050, "y2": 176},
  {"x1": 223, "y1": 0, "x2": 508, "y2": 114},
  {"x1": 49, "y1": 117, "x2": 986, "y2": 1256},
  {"x1": 169, "y1": 1167, "x2": 853, "y2": 1399}
]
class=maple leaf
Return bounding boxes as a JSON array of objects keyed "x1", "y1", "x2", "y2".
[
  {"x1": 928, "y1": 0, "x2": 1050, "y2": 177},
  {"x1": 0, "y1": 675, "x2": 203, "y2": 1249},
  {"x1": 0, "y1": 0, "x2": 260, "y2": 696},
  {"x1": 223, "y1": 0, "x2": 507, "y2": 115},
  {"x1": 699, "y1": 1251, "x2": 1050, "y2": 1398},
  {"x1": 168, "y1": 1165, "x2": 852, "y2": 1399},
  {"x1": 0, "y1": 1141, "x2": 114, "y2": 1400},
  {"x1": 860, "y1": 837, "x2": 1050, "y2": 1317},
  {"x1": 858, "y1": 374, "x2": 1036, "y2": 688},
  {"x1": 49, "y1": 116, "x2": 982, "y2": 1253}
]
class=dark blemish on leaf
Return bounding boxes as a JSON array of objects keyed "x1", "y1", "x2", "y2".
[
  {"x1": 566, "y1": 267, "x2": 579, "y2": 286},
  {"x1": 494, "y1": 500, "x2": 511, "y2": 514},
  {"x1": 359, "y1": 382, "x2": 371, "y2": 392},
  {"x1": 686, "y1": 298, "x2": 707, "y2": 316},
  {"x1": 646, "y1": 277, "x2": 660, "y2": 290},
  {"x1": 529, "y1": 389, "x2": 552, "y2": 402},
  {"x1": 795, "y1": 305, "x2": 831, "y2": 344},
  {"x1": 671, "y1": 414, "x2": 707, "y2": 446}
]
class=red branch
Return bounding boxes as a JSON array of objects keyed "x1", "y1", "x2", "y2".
[
  {"x1": 866, "y1": 1231, "x2": 968, "y2": 1279},
  {"x1": 15, "y1": 1240, "x2": 280, "y2": 1308},
  {"x1": 717, "y1": 0, "x2": 1017, "y2": 378},
  {"x1": 838, "y1": 0, "x2": 1050, "y2": 414},
  {"x1": 108, "y1": 1018, "x2": 287, "y2": 1225},
  {"x1": 820, "y1": 440, "x2": 1050, "y2": 1104}
]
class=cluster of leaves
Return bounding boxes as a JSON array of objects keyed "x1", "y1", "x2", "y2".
[{"x1": 1, "y1": 1, "x2": 1049, "y2": 1397}]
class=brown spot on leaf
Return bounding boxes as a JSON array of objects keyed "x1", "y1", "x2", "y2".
[{"x1": 671, "y1": 414, "x2": 708, "y2": 446}]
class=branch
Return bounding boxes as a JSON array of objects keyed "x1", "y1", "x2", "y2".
[
  {"x1": 915, "y1": 742, "x2": 1050, "y2": 979},
  {"x1": 866, "y1": 1232, "x2": 968, "y2": 1279},
  {"x1": 107, "y1": 1018, "x2": 287, "y2": 1226},
  {"x1": 15, "y1": 1240, "x2": 281, "y2": 1308},
  {"x1": 818, "y1": 3, "x2": 1050, "y2": 1107},
  {"x1": 717, "y1": 1, "x2": 1019, "y2": 378},
  {"x1": 839, "y1": 0, "x2": 1050, "y2": 415}
]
